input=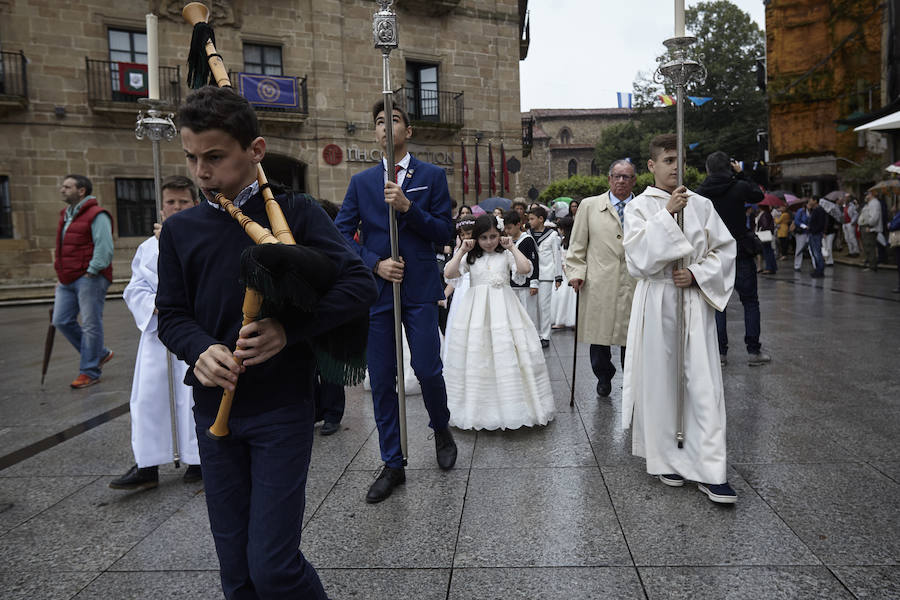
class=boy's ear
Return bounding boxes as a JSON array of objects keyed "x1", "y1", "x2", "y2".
[{"x1": 249, "y1": 136, "x2": 266, "y2": 164}]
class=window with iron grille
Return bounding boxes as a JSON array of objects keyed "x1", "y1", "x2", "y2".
[
  {"x1": 405, "y1": 61, "x2": 438, "y2": 121},
  {"x1": 115, "y1": 178, "x2": 155, "y2": 237},
  {"x1": 0, "y1": 176, "x2": 11, "y2": 239},
  {"x1": 108, "y1": 28, "x2": 147, "y2": 101},
  {"x1": 243, "y1": 43, "x2": 283, "y2": 76}
]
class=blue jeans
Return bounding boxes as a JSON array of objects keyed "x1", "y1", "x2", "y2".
[
  {"x1": 761, "y1": 241, "x2": 777, "y2": 273},
  {"x1": 715, "y1": 255, "x2": 761, "y2": 355},
  {"x1": 808, "y1": 232, "x2": 824, "y2": 275},
  {"x1": 195, "y1": 404, "x2": 326, "y2": 600},
  {"x1": 52, "y1": 274, "x2": 110, "y2": 379}
]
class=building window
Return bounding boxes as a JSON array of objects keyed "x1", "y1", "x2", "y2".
[
  {"x1": 568, "y1": 159, "x2": 578, "y2": 178},
  {"x1": 405, "y1": 61, "x2": 439, "y2": 121},
  {"x1": 243, "y1": 43, "x2": 283, "y2": 76},
  {"x1": 591, "y1": 159, "x2": 599, "y2": 176},
  {"x1": 108, "y1": 28, "x2": 147, "y2": 100},
  {"x1": 559, "y1": 128, "x2": 572, "y2": 144},
  {"x1": 0, "y1": 176, "x2": 11, "y2": 239},
  {"x1": 115, "y1": 178, "x2": 155, "y2": 237}
]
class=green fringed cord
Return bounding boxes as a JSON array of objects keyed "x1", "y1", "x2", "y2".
[{"x1": 316, "y1": 351, "x2": 368, "y2": 387}]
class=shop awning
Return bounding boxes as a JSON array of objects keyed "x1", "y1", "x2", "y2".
[{"x1": 854, "y1": 109, "x2": 900, "y2": 132}]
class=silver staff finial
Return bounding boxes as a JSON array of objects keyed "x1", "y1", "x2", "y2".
[{"x1": 373, "y1": 0, "x2": 398, "y2": 53}]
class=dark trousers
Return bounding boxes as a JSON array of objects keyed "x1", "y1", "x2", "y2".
[
  {"x1": 761, "y1": 241, "x2": 777, "y2": 272},
  {"x1": 314, "y1": 371, "x2": 345, "y2": 425},
  {"x1": 590, "y1": 344, "x2": 626, "y2": 384},
  {"x1": 895, "y1": 246, "x2": 900, "y2": 286},
  {"x1": 715, "y1": 255, "x2": 761, "y2": 355},
  {"x1": 808, "y1": 232, "x2": 825, "y2": 275},
  {"x1": 195, "y1": 404, "x2": 326, "y2": 600},
  {"x1": 368, "y1": 302, "x2": 450, "y2": 468}
]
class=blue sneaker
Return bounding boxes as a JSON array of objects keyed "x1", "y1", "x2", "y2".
[
  {"x1": 698, "y1": 482, "x2": 737, "y2": 504},
  {"x1": 658, "y1": 473, "x2": 685, "y2": 487}
]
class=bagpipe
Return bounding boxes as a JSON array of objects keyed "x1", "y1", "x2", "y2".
[{"x1": 181, "y1": 3, "x2": 366, "y2": 440}]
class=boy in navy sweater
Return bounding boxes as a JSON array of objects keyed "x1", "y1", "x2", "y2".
[{"x1": 156, "y1": 86, "x2": 376, "y2": 598}]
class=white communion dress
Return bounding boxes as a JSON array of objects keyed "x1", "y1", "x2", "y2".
[
  {"x1": 444, "y1": 250, "x2": 555, "y2": 430},
  {"x1": 550, "y1": 246, "x2": 577, "y2": 328}
]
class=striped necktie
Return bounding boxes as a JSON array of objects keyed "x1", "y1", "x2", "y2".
[{"x1": 615, "y1": 200, "x2": 625, "y2": 226}]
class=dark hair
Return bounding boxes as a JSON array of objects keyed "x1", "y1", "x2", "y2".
[
  {"x1": 512, "y1": 200, "x2": 527, "y2": 211},
  {"x1": 64, "y1": 174, "x2": 92, "y2": 196},
  {"x1": 456, "y1": 217, "x2": 476, "y2": 232},
  {"x1": 176, "y1": 86, "x2": 260, "y2": 149},
  {"x1": 467, "y1": 214, "x2": 504, "y2": 264},
  {"x1": 557, "y1": 216, "x2": 574, "y2": 249},
  {"x1": 705, "y1": 151, "x2": 731, "y2": 175},
  {"x1": 457, "y1": 204, "x2": 472, "y2": 215},
  {"x1": 649, "y1": 133, "x2": 678, "y2": 161},
  {"x1": 372, "y1": 99, "x2": 410, "y2": 127},
  {"x1": 161, "y1": 174, "x2": 197, "y2": 202},
  {"x1": 503, "y1": 209, "x2": 522, "y2": 226},
  {"x1": 529, "y1": 205, "x2": 547, "y2": 220},
  {"x1": 316, "y1": 198, "x2": 340, "y2": 221}
]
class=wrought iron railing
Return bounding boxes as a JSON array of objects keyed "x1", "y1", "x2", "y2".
[
  {"x1": 85, "y1": 58, "x2": 181, "y2": 106},
  {"x1": 0, "y1": 50, "x2": 28, "y2": 98},
  {"x1": 393, "y1": 86, "x2": 464, "y2": 128},
  {"x1": 229, "y1": 71, "x2": 309, "y2": 115},
  {"x1": 522, "y1": 116, "x2": 534, "y2": 156}
]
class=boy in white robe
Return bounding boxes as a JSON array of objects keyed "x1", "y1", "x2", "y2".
[
  {"x1": 622, "y1": 134, "x2": 737, "y2": 504},
  {"x1": 110, "y1": 176, "x2": 201, "y2": 490}
]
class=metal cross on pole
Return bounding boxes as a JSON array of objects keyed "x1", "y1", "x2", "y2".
[
  {"x1": 653, "y1": 2, "x2": 706, "y2": 449},
  {"x1": 373, "y1": 0, "x2": 408, "y2": 464}
]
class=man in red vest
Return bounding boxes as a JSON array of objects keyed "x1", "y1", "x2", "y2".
[{"x1": 53, "y1": 174, "x2": 115, "y2": 388}]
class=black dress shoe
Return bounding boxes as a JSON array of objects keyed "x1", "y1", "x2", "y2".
[
  {"x1": 596, "y1": 379, "x2": 612, "y2": 397},
  {"x1": 321, "y1": 422, "x2": 340, "y2": 436},
  {"x1": 434, "y1": 427, "x2": 458, "y2": 470},
  {"x1": 366, "y1": 465, "x2": 405, "y2": 504},
  {"x1": 109, "y1": 464, "x2": 159, "y2": 490},
  {"x1": 182, "y1": 464, "x2": 202, "y2": 483},
  {"x1": 540, "y1": 339, "x2": 550, "y2": 349}
]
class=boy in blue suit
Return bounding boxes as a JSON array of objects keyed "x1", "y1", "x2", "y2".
[{"x1": 335, "y1": 100, "x2": 458, "y2": 503}]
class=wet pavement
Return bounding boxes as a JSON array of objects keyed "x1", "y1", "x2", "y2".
[{"x1": 0, "y1": 262, "x2": 898, "y2": 599}]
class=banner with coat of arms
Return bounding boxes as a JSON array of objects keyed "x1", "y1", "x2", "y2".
[
  {"x1": 118, "y1": 62, "x2": 148, "y2": 96},
  {"x1": 237, "y1": 73, "x2": 300, "y2": 109}
]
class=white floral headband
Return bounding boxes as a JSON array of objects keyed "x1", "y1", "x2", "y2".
[{"x1": 495, "y1": 215, "x2": 504, "y2": 230}]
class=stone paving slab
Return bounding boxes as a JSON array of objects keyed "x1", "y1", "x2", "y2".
[
  {"x1": 72, "y1": 571, "x2": 222, "y2": 600},
  {"x1": 447, "y1": 566, "x2": 645, "y2": 599},
  {"x1": 638, "y1": 566, "x2": 853, "y2": 599}
]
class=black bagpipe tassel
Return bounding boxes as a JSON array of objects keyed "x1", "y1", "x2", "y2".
[
  {"x1": 186, "y1": 22, "x2": 217, "y2": 89},
  {"x1": 239, "y1": 244, "x2": 369, "y2": 387}
]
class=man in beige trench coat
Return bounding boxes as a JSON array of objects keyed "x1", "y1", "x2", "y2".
[{"x1": 566, "y1": 159, "x2": 638, "y2": 397}]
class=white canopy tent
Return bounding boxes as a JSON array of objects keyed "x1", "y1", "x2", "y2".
[{"x1": 854, "y1": 110, "x2": 900, "y2": 132}]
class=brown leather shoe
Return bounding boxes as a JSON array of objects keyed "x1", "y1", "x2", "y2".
[{"x1": 70, "y1": 374, "x2": 100, "y2": 389}]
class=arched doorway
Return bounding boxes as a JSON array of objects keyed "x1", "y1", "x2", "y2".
[{"x1": 262, "y1": 154, "x2": 307, "y2": 193}]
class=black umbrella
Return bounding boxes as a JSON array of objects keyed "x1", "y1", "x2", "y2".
[{"x1": 41, "y1": 306, "x2": 55, "y2": 388}]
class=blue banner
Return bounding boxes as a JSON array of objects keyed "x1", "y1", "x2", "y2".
[
  {"x1": 617, "y1": 92, "x2": 632, "y2": 109},
  {"x1": 237, "y1": 73, "x2": 299, "y2": 108}
]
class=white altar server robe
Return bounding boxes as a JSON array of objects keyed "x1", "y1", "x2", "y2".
[
  {"x1": 621, "y1": 186, "x2": 735, "y2": 484},
  {"x1": 123, "y1": 236, "x2": 200, "y2": 467}
]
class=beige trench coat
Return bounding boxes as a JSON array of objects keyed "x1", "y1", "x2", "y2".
[{"x1": 565, "y1": 192, "x2": 636, "y2": 346}]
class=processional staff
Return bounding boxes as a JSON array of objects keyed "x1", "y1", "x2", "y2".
[
  {"x1": 373, "y1": 0, "x2": 408, "y2": 464},
  {"x1": 135, "y1": 12, "x2": 181, "y2": 466},
  {"x1": 654, "y1": 0, "x2": 706, "y2": 449}
]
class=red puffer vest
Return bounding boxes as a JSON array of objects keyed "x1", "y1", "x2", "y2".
[{"x1": 54, "y1": 197, "x2": 114, "y2": 284}]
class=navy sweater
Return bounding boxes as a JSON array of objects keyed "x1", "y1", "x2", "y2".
[{"x1": 157, "y1": 192, "x2": 377, "y2": 418}]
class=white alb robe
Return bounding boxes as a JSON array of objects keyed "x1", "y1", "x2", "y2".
[
  {"x1": 123, "y1": 236, "x2": 200, "y2": 467},
  {"x1": 621, "y1": 186, "x2": 735, "y2": 484}
]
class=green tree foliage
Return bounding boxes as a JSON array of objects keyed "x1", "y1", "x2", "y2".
[
  {"x1": 538, "y1": 168, "x2": 706, "y2": 205},
  {"x1": 624, "y1": 1, "x2": 766, "y2": 169}
]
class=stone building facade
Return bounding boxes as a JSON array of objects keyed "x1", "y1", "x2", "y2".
[
  {"x1": 518, "y1": 108, "x2": 634, "y2": 201},
  {"x1": 765, "y1": 0, "x2": 889, "y2": 195},
  {"x1": 0, "y1": 0, "x2": 528, "y2": 285}
]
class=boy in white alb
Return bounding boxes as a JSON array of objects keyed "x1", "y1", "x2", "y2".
[
  {"x1": 528, "y1": 205, "x2": 562, "y2": 348},
  {"x1": 622, "y1": 133, "x2": 738, "y2": 505}
]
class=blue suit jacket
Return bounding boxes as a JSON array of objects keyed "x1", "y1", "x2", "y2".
[{"x1": 335, "y1": 156, "x2": 453, "y2": 311}]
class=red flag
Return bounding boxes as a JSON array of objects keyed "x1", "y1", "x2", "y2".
[
  {"x1": 489, "y1": 143, "x2": 496, "y2": 196},
  {"x1": 501, "y1": 143, "x2": 509, "y2": 195},
  {"x1": 475, "y1": 143, "x2": 481, "y2": 198},
  {"x1": 461, "y1": 142, "x2": 469, "y2": 196}
]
